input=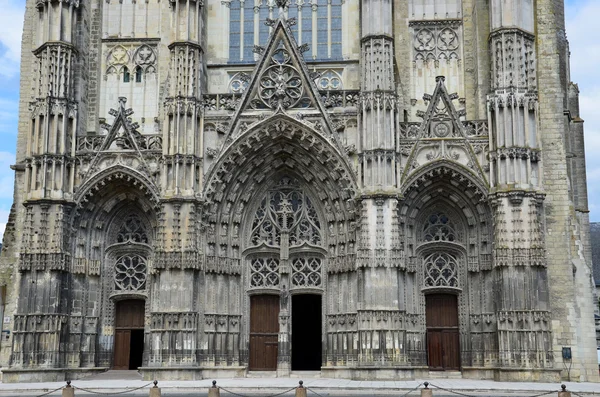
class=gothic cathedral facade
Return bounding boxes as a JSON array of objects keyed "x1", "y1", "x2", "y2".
[{"x1": 0, "y1": 0, "x2": 598, "y2": 383}]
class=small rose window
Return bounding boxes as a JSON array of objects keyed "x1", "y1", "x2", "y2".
[{"x1": 115, "y1": 254, "x2": 147, "y2": 291}]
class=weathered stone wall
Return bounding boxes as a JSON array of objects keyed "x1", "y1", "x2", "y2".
[{"x1": 0, "y1": 0, "x2": 597, "y2": 383}]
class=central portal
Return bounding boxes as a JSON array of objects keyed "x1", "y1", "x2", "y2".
[{"x1": 292, "y1": 294, "x2": 322, "y2": 370}]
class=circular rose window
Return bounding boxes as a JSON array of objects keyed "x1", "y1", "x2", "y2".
[{"x1": 115, "y1": 254, "x2": 147, "y2": 291}]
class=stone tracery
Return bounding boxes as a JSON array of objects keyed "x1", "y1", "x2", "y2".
[{"x1": 5, "y1": 0, "x2": 593, "y2": 383}]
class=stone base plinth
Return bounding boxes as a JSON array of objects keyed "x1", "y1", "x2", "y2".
[
  {"x1": 321, "y1": 366, "x2": 429, "y2": 380},
  {"x1": 140, "y1": 366, "x2": 246, "y2": 381},
  {"x1": 1, "y1": 367, "x2": 109, "y2": 383},
  {"x1": 493, "y1": 368, "x2": 562, "y2": 382}
]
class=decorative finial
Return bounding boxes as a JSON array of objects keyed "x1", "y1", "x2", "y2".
[
  {"x1": 299, "y1": 380, "x2": 304, "y2": 388},
  {"x1": 66, "y1": 381, "x2": 72, "y2": 387},
  {"x1": 153, "y1": 380, "x2": 158, "y2": 388},
  {"x1": 275, "y1": 0, "x2": 287, "y2": 19},
  {"x1": 424, "y1": 382, "x2": 429, "y2": 389},
  {"x1": 561, "y1": 385, "x2": 567, "y2": 391},
  {"x1": 212, "y1": 380, "x2": 217, "y2": 388}
]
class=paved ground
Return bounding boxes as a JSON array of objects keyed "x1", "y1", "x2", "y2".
[
  {"x1": 0, "y1": 390, "x2": 596, "y2": 397},
  {"x1": 0, "y1": 371, "x2": 597, "y2": 397}
]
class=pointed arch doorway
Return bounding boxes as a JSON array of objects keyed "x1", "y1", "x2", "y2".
[
  {"x1": 249, "y1": 295, "x2": 280, "y2": 370},
  {"x1": 426, "y1": 294, "x2": 460, "y2": 370},
  {"x1": 245, "y1": 177, "x2": 325, "y2": 372},
  {"x1": 113, "y1": 300, "x2": 145, "y2": 370}
]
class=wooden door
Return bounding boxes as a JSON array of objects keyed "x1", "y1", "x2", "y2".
[
  {"x1": 113, "y1": 329, "x2": 131, "y2": 370},
  {"x1": 426, "y1": 294, "x2": 460, "y2": 370},
  {"x1": 249, "y1": 295, "x2": 280, "y2": 370},
  {"x1": 114, "y1": 300, "x2": 145, "y2": 370}
]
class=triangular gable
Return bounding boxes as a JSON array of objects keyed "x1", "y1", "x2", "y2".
[
  {"x1": 99, "y1": 97, "x2": 145, "y2": 152},
  {"x1": 418, "y1": 76, "x2": 467, "y2": 139},
  {"x1": 400, "y1": 76, "x2": 488, "y2": 184},
  {"x1": 83, "y1": 97, "x2": 152, "y2": 179},
  {"x1": 223, "y1": 14, "x2": 338, "y2": 142}
]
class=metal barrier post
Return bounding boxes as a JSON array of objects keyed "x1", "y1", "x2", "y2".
[
  {"x1": 149, "y1": 380, "x2": 161, "y2": 397},
  {"x1": 558, "y1": 384, "x2": 571, "y2": 397},
  {"x1": 295, "y1": 380, "x2": 307, "y2": 397},
  {"x1": 208, "y1": 380, "x2": 221, "y2": 397},
  {"x1": 62, "y1": 381, "x2": 74, "y2": 397},
  {"x1": 421, "y1": 382, "x2": 433, "y2": 397}
]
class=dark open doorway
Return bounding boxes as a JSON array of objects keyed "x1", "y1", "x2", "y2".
[{"x1": 292, "y1": 294, "x2": 322, "y2": 370}]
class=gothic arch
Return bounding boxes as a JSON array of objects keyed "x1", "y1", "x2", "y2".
[
  {"x1": 204, "y1": 114, "x2": 357, "y2": 204},
  {"x1": 74, "y1": 165, "x2": 161, "y2": 208},
  {"x1": 69, "y1": 171, "x2": 157, "y2": 366},
  {"x1": 399, "y1": 163, "x2": 496, "y2": 368},
  {"x1": 203, "y1": 116, "x2": 359, "y2": 275},
  {"x1": 401, "y1": 160, "x2": 489, "y2": 200}
]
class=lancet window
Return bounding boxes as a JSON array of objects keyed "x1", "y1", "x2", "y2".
[
  {"x1": 228, "y1": 0, "x2": 342, "y2": 62},
  {"x1": 250, "y1": 178, "x2": 322, "y2": 247},
  {"x1": 422, "y1": 212, "x2": 458, "y2": 243},
  {"x1": 247, "y1": 177, "x2": 324, "y2": 289},
  {"x1": 117, "y1": 214, "x2": 149, "y2": 244}
]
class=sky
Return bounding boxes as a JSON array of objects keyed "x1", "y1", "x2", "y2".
[{"x1": 0, "y1": 0, "x2": 597, "y2": 241}]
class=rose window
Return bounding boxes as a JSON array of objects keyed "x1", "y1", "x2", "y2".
[
  {"x1": 258, "y1": 48, "x2": 304, "y2": 109},
  {"x1": 115, "y1": 254, "x2": 147, "y2": 291}
]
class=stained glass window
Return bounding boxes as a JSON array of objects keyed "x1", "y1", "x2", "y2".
[{"x1": 228, "y1": 0, "x2": 343, "y2": 63}]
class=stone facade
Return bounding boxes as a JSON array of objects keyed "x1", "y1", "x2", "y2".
[
  {"x1": 588, "y1": 223, "x2": 600, "y2": 347},
  {"x1": 0, "y1": 0, "x2": 598, "y2": 383}
]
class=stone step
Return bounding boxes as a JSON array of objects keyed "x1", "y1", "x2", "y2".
[
  {"x1": 427, "y1": 370, "x2": 463, "y2": 379},
  {"x1": 290, "y1": 371, "x2": 321, "y2": 379},
  {"x1": 246, "y1": 371, "x2": 278, "y2": 378}
]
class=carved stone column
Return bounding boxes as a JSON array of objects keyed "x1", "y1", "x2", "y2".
[
  {"x1": 9, "y1": 0, "x2": 81, "y2": 374},
  {"x1": 488, "y1": 0, "x2": 554, "y2": 378},
  {"x1": 354, "y1": 0, "x2": 406, "y2": 368},
  {"x1": 144, "y1": 0, "x2": 206, "y2": 377}
]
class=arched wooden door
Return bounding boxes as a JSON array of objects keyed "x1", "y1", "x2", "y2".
[
  {"x1": 113, "y1": 299, "x2": 145, "y2": 370},
  {"x1": 426, "y1": 294, "x2": 460, "y2": 370}
]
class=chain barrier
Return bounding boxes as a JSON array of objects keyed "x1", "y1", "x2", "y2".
[
  {"x1": 427, "y1": 382, "x2": 583, "y2": 397},
  {"x1": 35, "y1": 386, "x2": 65, "y2": 397},
  {"x1": 305, "y1": 386, "x2": 326, "y2": 397},
  {"x1": 218, "y1": 385, "x2": 297, "y2": 397},
  {"x1": 398, "y1": 382, "x2": 425, "y2": 397},
  {"x1": 72, "y1": 382, "x2": 153, "y2": 395},
  {"x1": 570, "y1": 390, "x2": 593, "y2": 397},
  {"x1": 426, "y1": 382, "x2": 480, "y2": 397},
  {"x1": 31, "y1": 378, "x2": 593, "y2": 397}
]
